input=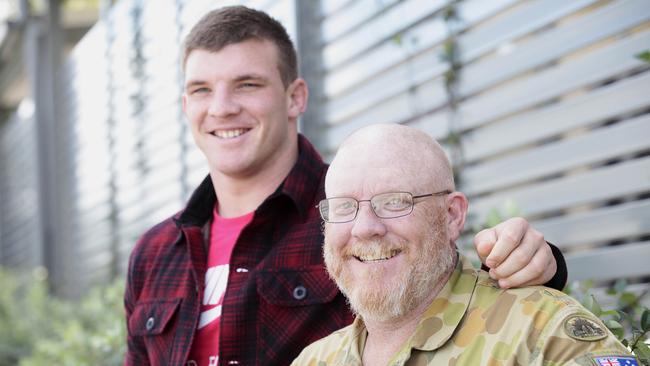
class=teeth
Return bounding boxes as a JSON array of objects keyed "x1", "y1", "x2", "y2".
[
  {"x1": 213, "y1": 128, "x2": 247, "y2": 139},
  {"x1": 356, "y1": 249, "x2": 400, "y2": 262}
]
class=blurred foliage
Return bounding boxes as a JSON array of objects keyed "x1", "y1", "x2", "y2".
[
  {"x1": 480, "y1": 199, "x2": 522, "y2": 230},
  {"x1": 636, "y1": 50, "x2": 650, "y2": 63},
  {"x1": 0, "y1": 266, "x2": 125, "y2": 366},
  {"x1": 566, "y1": 279, "x2": 650, "y2": 365}
]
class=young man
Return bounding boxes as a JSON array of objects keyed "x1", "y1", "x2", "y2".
[
  {"x1": 292, "y1": 124, "x2": 636, "y2": 365},
  {"x1": 124, "y1": 6, "x2": 567, "y2": 365}
]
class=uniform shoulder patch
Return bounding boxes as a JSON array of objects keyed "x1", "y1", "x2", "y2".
[
  {"x1": 563, "y1": 314, "x2": 607, "y2": 341},
  {"x1": 593, "y1": 356, "x2": 639, "y2": 366}
]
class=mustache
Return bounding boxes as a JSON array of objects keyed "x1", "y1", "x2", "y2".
[{"x1": 342, "y1": 239, "x2": 405, "y2": 258}]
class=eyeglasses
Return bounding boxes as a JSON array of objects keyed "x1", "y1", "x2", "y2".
[{"x1": 317, "y1": 190, "x2": 452, "y2": 223}]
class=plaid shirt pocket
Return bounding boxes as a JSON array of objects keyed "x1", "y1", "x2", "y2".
[
  {"x1": 255, "y1": 266, "x2": 342, "y2": 362},
  {"x1": 257, "y1": 266, "x2": 338, "y2": 307},
  {"x1": 128, "y1": 298, "x2": 182, "y2": 363}
]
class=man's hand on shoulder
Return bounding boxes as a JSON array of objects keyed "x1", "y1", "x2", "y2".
[{"x1": 474, "y1": 217, "x2": 557, "y2": 289}]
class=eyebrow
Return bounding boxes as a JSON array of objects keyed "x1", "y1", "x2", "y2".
[
  {"x1": 184, "y1": 80, "x2": 206, "y2": 90},
  {"x1": 184, "y1": 73, "x2": 270, "y2": 90},
  {"x1": 233, "y1": 73, "x2": 269, "y2": 83}
]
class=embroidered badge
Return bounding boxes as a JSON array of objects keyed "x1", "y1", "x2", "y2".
[
  {"x1": 593, "y1": 356, "x2": 639, "y2": 366},
  {"x1": 563, "y1": 315, "x2": 607, "y2": 341}
]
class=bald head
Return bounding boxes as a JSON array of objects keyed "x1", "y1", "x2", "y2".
[
  {"x1": 326, "y1": 124, "x2": 455, "y2": 197},
  {"x1": 322, "y1": 124, "x2": 464, "y2": 323}
]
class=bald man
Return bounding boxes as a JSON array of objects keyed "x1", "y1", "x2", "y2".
[{"x1": 292, "y1": 124, "x2": 637, "y2": 366}]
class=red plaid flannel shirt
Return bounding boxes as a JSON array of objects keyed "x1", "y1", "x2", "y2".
[{"x1": 124, "y1": 136, "x2": 353, "y2": 365}]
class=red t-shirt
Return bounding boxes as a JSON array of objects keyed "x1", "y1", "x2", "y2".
[{"x1": 187, "y1": 207, "x2": 254, "y2": 366}]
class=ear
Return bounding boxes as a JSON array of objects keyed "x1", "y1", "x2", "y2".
[
  {"x1": 287, "y1": 78, "x2": 309, "y2": 120},
  {"x1": 181, "y1": 93, "x2": 188, "y2": 114},
  {"x1": 446, "y1": 191, "x2": 468, "y2": 242}
]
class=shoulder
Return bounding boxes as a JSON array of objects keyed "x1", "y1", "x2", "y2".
[
  {"x1": 291, "y1": 323, "x2": 357, "y2": 365},
  {"x1": 467, "y1": 271, "x2": 587, "y2": 342},
  {"x1": 125, "y1": 212, "x2": 186, "y2": 300},
  {"x1": 128, "y1": 213, "x2": 183, "y2": 266},
  {"x1": 473, "y1": 271, "x2": 603, "y2": 335},
  {"x1": 474, "y1": 270, "x2": 579, "y2": 312},
  {"x1": 534, "y1": 303, "x2": 637, "y2": 365},
  {"x1": 468, "y1": 273, "x2": 636, "y2": 363}
]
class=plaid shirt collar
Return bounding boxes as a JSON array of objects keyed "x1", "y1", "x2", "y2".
[{"x1": 175, "y1": 134, "x2": 325, "y2": 227}]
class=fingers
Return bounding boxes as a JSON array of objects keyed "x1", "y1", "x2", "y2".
[
  {"x1": 489, "y1": 225, "x2": 538, "y2": 279},
  {"x1": 473, "y1": 227, "x2": 497, "y2": 265},
  {"x1": 474, "y1": 216, "x2": 558, "y2": 288},
  {"x1": 497, "y1": 244, "x2": 556, "y2": 288},
  {"x1": 484, "y1": 217, "x2": 528, "y2": 269}
]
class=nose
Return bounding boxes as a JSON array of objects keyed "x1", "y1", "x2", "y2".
[
  {"x1": 208, "y1": 87, "x2": 241, "y2": 117},
  {"x1": 350, "y1": 202, "x2": 387, "y2": 240}
]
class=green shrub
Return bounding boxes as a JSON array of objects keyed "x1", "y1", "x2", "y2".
[
  {"x1": 0, "y1": 266, "x2": 126, "y2": 366},
  {"x1": 0, "y1": 267, "x2": 60, "y2": 365}
]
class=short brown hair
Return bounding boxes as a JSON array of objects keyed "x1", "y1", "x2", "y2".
[{"x1": 183, "y1": 6, "x2": 298, "y2": 87}]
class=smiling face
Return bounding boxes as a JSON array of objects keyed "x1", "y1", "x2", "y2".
[
  {"x1": 323, "y1": 124, "x2": 461, "y2": 322},
  {"x1": 323, "y1": 202, "x2": 455, "y2": 322},
  {"x1": 182, "y1": 39, "x2": 306, "y2": 181}
]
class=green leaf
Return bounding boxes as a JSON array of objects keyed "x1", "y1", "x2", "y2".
[
  {"x1": 605, "y1": 320, "x2": 624, "y2": 340},
  {"x1": 584, "y1": 295, "x2": 602, "y2": 317},
  {"x1": 636, "y1": 50, "x2": 650, "y2": 64},
  {"x1": 601, "y1": 309, "x2": 621, "y2": 321},
  {"x1": 633, "y1": 341, "x2": 650, "y2": 362},
  {"x1": 642, "y1": 308, "x2": 650, "y2": 332},
  {"x1": 617, "y1": 310, "x2": 631, "y2": 322},
  {"x1": 605, "y1": 320, "x2": 623, "y2": 329},
  {"x1": 619, "y1": 292, "x2": 638, "y2": 308}
]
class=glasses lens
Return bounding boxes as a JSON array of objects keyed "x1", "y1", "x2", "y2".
[
  {"x1": 372, "y1": 192, "x2": 413, "y2": 218},
  {"x1": 323, "y1": 197, "x2": 358, "y2": 223}
]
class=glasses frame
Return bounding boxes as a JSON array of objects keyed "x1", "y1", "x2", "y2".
[{"x1": 317, "y1": 190, "x2": 452, "y2": 223}]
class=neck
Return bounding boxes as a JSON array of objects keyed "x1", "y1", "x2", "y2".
[
  {"x1": 211, "y1": 144, "x2": 298, "y2": 218},
  {"x1": 361, "y1": 263, "x2": 455, "y2": 366}
]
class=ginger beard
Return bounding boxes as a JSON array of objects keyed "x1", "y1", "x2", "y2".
[{"x1": 323, "y1": 206, "x2": 456, "y2": 322}]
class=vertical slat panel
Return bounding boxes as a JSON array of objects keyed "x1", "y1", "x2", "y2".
[{"x1": 0, "y1": 111, "x2": 43, "y2": 269}]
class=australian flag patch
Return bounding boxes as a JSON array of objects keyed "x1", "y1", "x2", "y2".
[{"x1": 593, "y1": 356, "x2": 639, "y2": 366}]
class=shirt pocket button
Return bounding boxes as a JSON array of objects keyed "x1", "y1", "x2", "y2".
[
  {"x1": 145, "y1": 316, "x2": 155, "y2": 331},
  {"x1": 293, "y1": 285, "x2": 307, "y2": 300}
]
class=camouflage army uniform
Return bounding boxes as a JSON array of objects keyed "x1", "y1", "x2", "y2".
[{"x1": 292, "y1": 254, "x2": 638, "y2": 366}]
